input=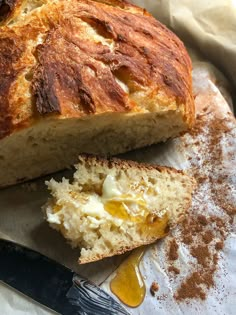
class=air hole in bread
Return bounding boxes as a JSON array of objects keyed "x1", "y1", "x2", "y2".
[
  {"x1": 148, "y1": 178, "x2": 157, "y2": 185},
  {"x1": 99, "y1": 173, "x2": 104, "y2": 180}
]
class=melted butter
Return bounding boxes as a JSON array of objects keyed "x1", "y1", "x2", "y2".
[
  {"x1": 104, "y1": 195, "x2": 147, "y2": 222},
  {"x1": 110, "y1": 247, "x2": 146, "y2": 307},
  {"x1": 104, "y1": 196, "x2": 170, "y2": 239}
]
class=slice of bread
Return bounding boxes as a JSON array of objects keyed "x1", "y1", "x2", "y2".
[
  {"x1": 44, "y1": 155, "x2": 196, "y2": 264},
  {"x1": 0, "y1": 0, "x2": 194, "y2": 188}
]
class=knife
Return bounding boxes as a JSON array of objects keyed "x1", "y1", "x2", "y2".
[{"x1": 0, "y1": 239, "x2": 130, "y2": 315}]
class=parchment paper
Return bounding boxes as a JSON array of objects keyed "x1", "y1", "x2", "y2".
[
  {"x1": 0, "y1": 1, "x2": 235, "y2": 314},
  {"x1": 135, "y1": 0, "x2": 236, "y2": 103}
]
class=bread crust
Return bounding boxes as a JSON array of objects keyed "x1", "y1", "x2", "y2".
[
  {"x1": 0, "y1": 0, "x2": 194, "y2": 140},
  {"x1": 78, "y1": 153, "x2": 190, "y2": 176},
  {"x1": 79, "y1": 238, "x2": 166, "y2": 264}
]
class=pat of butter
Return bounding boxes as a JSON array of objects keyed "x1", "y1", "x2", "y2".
[
  {"x1": 102, "y1": 174, "x2": 122, "y2": 199},
  {"x1": 81, "y1": 194, "x2": 123, "y2": 226},
  {"x1": 81, "y1": 195, "x2": 107, "y2": 217},
  {"x1": 102, "y1": 174, "x2": 141, "y2": 204},
  {"x1": 102, "y1": 175, "x2": 148, "y2": 218}
]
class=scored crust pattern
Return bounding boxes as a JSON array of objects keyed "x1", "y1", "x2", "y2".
[{"x1": 0, "y1": 0, "x2": 194, "y2": 139}]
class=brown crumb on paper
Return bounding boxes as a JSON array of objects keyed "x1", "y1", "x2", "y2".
[
  {"x1": 202, "y1": 230, "x2": 214, "y2": 244},
  {"x1": 168, "y1": 266, "x2": 180, "y2": 275},
  {"x1": 150, "y1": 282, "x2": 159, "y2": 296},
  {"x1": 168, "y1": 239, "x2": 179, "y2": 261},
  {"x1": 197, "y1": 215, "x2": 208, "y2": 226},
  {"x1": 156, "y1": 294, "x2": 168, "y2": 301},
  {"x1": 182, "y1": 234, "x2": 193, "y2": 245},
  {"x1": 190, "y1": 245, "x2": 210, "y2": 267},
  {"x1": 174, "y1": 272, "x2": 207, "y2": 301},
  {"x1": 215, "y1": 241, "x2": 224, "y2": 250}
]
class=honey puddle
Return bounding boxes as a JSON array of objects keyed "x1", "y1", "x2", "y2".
[
  {"x1": 109, "y1": 212, "x2": 169, "y2": 307},
  {"x1": 110, "y1": 247, "x2": 146, "y2": 308}
]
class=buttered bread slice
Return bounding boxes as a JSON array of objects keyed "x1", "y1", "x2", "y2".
[{"x1": 44, "y1": 155, "x2": 195, "y2": 264}]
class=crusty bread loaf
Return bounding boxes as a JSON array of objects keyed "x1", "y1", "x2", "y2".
[
  {"x1": 44, "y1": 155, "x2": 195, "y2": 264},
  {"x1": 0, "y1": 0, "x2": 194, "y2": 187}
]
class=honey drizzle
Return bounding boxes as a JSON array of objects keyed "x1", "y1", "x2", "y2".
[
  {"x1": 110, "y1": 213, "x2": 169, "y2": 308},
  {"x1": 110, "y1": 247, "x2": 146, "y2": 308}
]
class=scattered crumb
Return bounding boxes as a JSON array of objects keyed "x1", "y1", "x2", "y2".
[
  {"x1": 197, "y1": 215, "x2": 208, "y2": 226},
  {"x1": 150, "y1": 281, "x2": 159, "y2": 296},
  {"x1": 168, "y1": 266, "x2": 180, "y2": 275},
  {"x1": 168, "y1": 239, "x2": 179, "y2": 261},
  {"x1": 190, "y1": 245, "x2": 210, "y2": 268},
  {"x1": 156, "y1": 294, "x2": 168, "y2": 301},
  {"x1": 182, "y1": 235, "x2": 193, "y2": 245},
  {"x1": 215, "y1": 241, "x2": 224, "y2": 250},
  {"x1": 202, "y1": 230, "x2": 214, "y2": 244},
  {"x1": 174, "y1": 272, "x2": 207, "y2": 301}
]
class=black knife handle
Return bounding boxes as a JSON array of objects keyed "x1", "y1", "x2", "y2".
[
  {"x1": 64, "y1": 275, "x2": 131, "y2": 315},
  {"x1": 0, "y1": 240, "x2": 130, "y2": 315}
]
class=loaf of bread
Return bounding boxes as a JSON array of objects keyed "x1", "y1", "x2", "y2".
[
  {"x1": 0, "y1": 0, "x2": 194, "y2": 187},
  {"x1": 44, "y1": 155, "x2": 195, "y2": 263}
]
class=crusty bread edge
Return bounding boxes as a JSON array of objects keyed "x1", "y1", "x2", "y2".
[
  {"x1": 79, "y1": 238, "x2": 164, "y2": 264},
  {"x1": 76, "y1": 153, "x2": 194, "y2": 178}
]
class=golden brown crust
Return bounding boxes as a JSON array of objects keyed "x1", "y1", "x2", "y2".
[
  {"x1": 0, "y1": 30, "x2": 25, "y2": 139},
  {"x1": 32, "y1": 22, "x2": 131, "y2": 115},
  {"x1": 77, "y1": 153, "x2": 193, "y2": 177},
  {"x1": 32, "y1": 0, "x2": 193, "y2": 117},
  {"x1": 79, "y1": 237, "x2": 165, "y2": 264},
  {"x1": 0, "y1": 0, "x2": 194, "y2": 140}
]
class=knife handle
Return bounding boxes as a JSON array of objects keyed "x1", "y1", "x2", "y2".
[
  {"x1": 0, "y1": 239, "x2": 130, "y2": 315},
  {"x1": 65, "y1": 275, "x2": 130, "y2": 315}
]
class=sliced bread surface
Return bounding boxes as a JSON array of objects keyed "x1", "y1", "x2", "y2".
[{"x1": 44, "y1": 155, "x2": 196, "y2": 264}]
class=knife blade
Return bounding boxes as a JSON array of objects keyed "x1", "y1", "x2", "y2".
[{"x1": 0, "y1": 239, "x2": 130, "y2": 315}]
